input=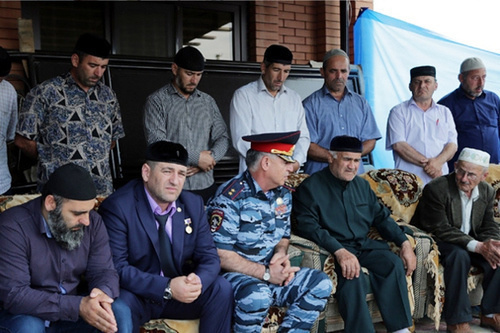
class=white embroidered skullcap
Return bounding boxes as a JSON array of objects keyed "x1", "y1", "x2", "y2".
[
  {"x1": 460, "y1": 57, "x2": 485, "y2": 74},
  {"x1": 458, "y1": 148, "x2": 490, "y2": 167}
]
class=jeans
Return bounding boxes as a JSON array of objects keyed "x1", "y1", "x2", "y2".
[{"x1": 0, "y1": 297, "x2": 132, "y2": 333}]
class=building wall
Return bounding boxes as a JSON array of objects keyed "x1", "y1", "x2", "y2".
[
  {"x1": 0, "y1": 0, "x2": 374, "y2": 87},
  {"x1": 0, "y1": 0, "x2": 20, "y2": 49},
  {"x1": 0, "y1": 0, "x2": 24, "y2": 91},
  {"x1": 249, "y1": 0, "x2": 373, "y2": 64}
]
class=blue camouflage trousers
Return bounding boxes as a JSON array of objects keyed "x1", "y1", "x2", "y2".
[{"x1": 223, "y1": 267, "x2": 332, "y2": 333}]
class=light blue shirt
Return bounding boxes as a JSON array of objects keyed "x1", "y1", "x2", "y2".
[
  {"x1": 0, "y1": 80, "x2": 18, "y2": 194},
  {"x1": 303, "y1": 85, "x2": 381, "y2": 175},
  {"x1": 207, "y1": 170, "x2": 292, "y2": 264}
]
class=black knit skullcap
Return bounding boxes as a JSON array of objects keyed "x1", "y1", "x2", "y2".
[
  {"x1": 43, "y1": 164, "x2": 96, "y2": 200},
  {"x1": 73, "y1": 33, "x2": 111, "y2": 58},
  {"x1": 410, "y1": 66, "x2": 436, "y2": 79},
  {"x1": 0, "y1": 46, "x2": 12, "y2": 77},
  {"x1": 330, "y1": 136, "x2": 362, "y2": 153},
  {"x1": 146, "y1": 141, "x2": 188, "y2": 166},
  {"x1": 174, "y1": 46, "x2": 205, "y2": 71},
  {"x1": 264, "y1": 45, "x2": 293, "y2": 65}
]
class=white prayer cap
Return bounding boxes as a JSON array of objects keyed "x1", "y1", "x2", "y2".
[
  {"x1": 458, "y1": 148, "x2": 490, "y2": 167},
  {"x1": 460, "y1": 57, "x2": 485, "y2": 74}
]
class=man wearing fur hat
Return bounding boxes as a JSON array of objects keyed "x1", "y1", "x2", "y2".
[
  {"x1": 412, "y1": 148, "x2": 500, "y2": 333},
  {"x1": 439, "y1": 57, "x2": 500, "y2": 171},
  {"x1": 0, "y1": 164, "x2": 132, "y2": 332},
  {"x1": 15, "y1": 33, "x2": 125, "y2": 196},
  {"x1": 143, "y1": 46, "x2": 229, "y2": 203},
  {"x1": 230, "y1": 44, "x2": 310, "y2": 174},
  {"x1": 386, "y1": 65, "x2": 458, "y2": 184}
]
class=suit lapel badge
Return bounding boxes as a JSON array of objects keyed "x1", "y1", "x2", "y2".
[{"x1": 184, "y1": 218, "x2": 192, "y2": 234}]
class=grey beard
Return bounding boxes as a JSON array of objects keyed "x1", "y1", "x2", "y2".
[{"x1": 46, "y1": 201, "x2": 85, "y2": 251}]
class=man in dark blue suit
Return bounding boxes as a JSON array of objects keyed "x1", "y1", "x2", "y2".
[{"x1": 99, "y1": 141, "x2": 232, "y2": 332}]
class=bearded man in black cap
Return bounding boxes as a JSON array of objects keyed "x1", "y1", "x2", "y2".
[
  {"x1": 15, "y1": 33, "x2": 125, "y2": 196},
  {"x1": 0, "y1": 163, "x2": 132, "y2": 333},
  {"x1": 229, "y1": 44, "x2": 310, "y2": 174},
  {"x1": 143, "y1": 46, "x2": 229, "y2": 203},
  {"x1": 293, "y1": 135, "x2": 416, "y2": 333},
  {"x1": 99, "y1": 141, "x2": 232, "y2": 333},
  {"x1": 386, "y1": 65, "x2": 457, "y2": 185}
]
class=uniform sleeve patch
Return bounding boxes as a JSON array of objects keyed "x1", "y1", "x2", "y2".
[{"x1": 210, "y1": 209, "x2": 224, "y2": 232}]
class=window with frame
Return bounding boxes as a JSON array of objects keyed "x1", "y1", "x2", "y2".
[{"x1": 21, "y1": 1, "x2": 246, "y2": 61}]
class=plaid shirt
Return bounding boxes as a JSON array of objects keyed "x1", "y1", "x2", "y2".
[{"x1": 143, "y1": 83, "x2": 229, "y2": 190}]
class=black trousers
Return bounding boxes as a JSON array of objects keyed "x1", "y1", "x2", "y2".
[{"x1": 438, "y1": 241, "x2": 500, "y2": 325}]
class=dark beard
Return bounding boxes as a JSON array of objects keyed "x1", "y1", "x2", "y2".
[{"x1": 46, "y1": 203, "x2": 85, "y2": 251}]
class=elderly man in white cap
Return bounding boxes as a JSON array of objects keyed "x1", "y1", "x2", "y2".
[
  {"x1": 439, "y1": 57, "x2": 500, "y2": 172},
  {"x1": 412, "y1": 147, "x2": 500, "y2": 333}
]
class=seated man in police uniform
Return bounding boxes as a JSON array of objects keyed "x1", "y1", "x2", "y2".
[{"x1": 207, "y1": 131, "x2": 332, "y2": 333}]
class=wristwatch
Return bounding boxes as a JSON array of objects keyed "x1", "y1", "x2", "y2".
[
  {"x1": 262, "y1": 265, "x2": 271, "y2": 282},
  {"x1": 163, "y1": 281, "x2": 172, "y2": 300}
]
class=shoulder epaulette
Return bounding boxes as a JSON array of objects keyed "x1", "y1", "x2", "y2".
[{"x1": 221, "y1": 175, "x2": 247, "y2": 201}]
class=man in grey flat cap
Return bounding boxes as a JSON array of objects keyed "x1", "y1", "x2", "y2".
[
  {"x1": 412, "y1": 148, "x2": 500, "y2": 333},
  {"x1": 15, "y1": 33, "x2": 125, "y2": 196},
  {"x1": 439, "y1": 57, "x2": 500, "y2": 171},
  {"x1": 143, "y1": 46, "x2": 229, "y2": 203},
  {"x1": 230, "y1": 44, "x2": 310, "y2": 174},
  {"x1": 386, "y1": 65, "x2": 457, "y2": 184}
]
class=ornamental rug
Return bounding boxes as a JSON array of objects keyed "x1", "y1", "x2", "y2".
[
  {"x1": 485, "y1": 163, "x2": 500, "y2": 223},
  {"x1": 360, "y1": 168, "x2": 423, "y2": 224}
]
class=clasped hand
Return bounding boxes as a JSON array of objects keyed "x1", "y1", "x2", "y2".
[
  {"x1": 170, "y1": 273, "x2": 202, "y2": 303},
  {"x1": 477, "y1": 239, "x2": 500, "y2": 269},
  {"x1": 268, "y1": 253, "x2": 300, "y2": 286},
  {"x1": 79, "y1": 288, "x2": 117, "y2": 333}
]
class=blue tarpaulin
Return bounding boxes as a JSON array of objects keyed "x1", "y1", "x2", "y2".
[{"x1": 354, "y1": 8, "x2": 500, "y2": 168}]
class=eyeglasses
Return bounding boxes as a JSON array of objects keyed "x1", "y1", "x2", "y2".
[{"x1": 455, "y1": 167, "x2": 478, "y2": 180}]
